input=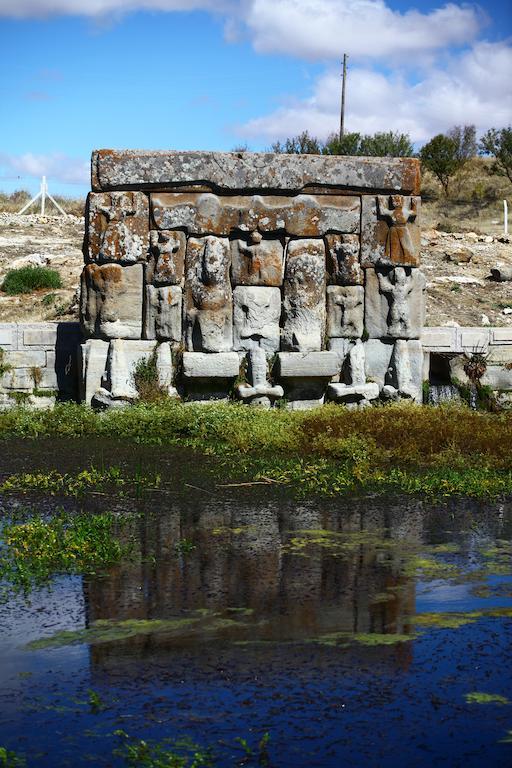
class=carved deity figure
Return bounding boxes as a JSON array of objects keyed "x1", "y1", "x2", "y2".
[
  {"x1": 377, "y1": 195, "x2": 417, "y2": 264},
  {"x1": 327, "y1": 286, "x2": 364, "y2": 338},
  {"x1": 93, "y1": 192, "x2": 148, "y2": 263},
  {"x1": 149, "y1": 230, "x2": 185, "y2": 285},
  {"x1": 377, "y1": 267, "x2": 414, "y2": 337}
]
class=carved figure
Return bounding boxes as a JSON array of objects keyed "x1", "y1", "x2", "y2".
[
  {"x1": 377, "y1": 267, "x2": 414, "y2": 337},
  {"x1": 231, "y1": 231, "x2": 284, "y2": 286},
  {"x1": 148, "y1": 230, "x2": 185, "y2": 285},
  {"x1": 185, "y1": 236, "x2": 232, "y2": 352},
  {"x1": 236, "y1": 348, "x2": 284, "y2": 407},
  {"x1": 377, "y1": 195, "x2": 417, "y2": 264},
  {"x1": 87, "y1": 191, "x2": 149, "y2": 263},
  {"x1": 326, "y1": 286, "x2": 364, "y2": 338}
]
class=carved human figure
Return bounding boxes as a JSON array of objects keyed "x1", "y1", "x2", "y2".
[
  {"x1": 377, "y1": 267, "x2": 414, "y2": 337},
  {"x1": 149, "y1": 230, "x2": 185, "y2": 285},
  {"x1": 87, "y1": 191, "x2": 149, "y2": 263},
  {"x1": 236, "y1": 348, "x2": 284, "y2": 407},
  {"x1": 377, "y1": 195, "x2": 417, "y2": 264},
  {"x1": 326, "y1": 286, "x2": 364, "y2": 338},
  {"x1": 231, "y1": 231, "x2": 284, "y2": 286},
  {"x1": 185, "y1": 236, "x2": 232, "y2": 352}
]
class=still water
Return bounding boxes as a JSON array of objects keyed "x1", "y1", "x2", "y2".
[{"x1": 0, "y1": 441, "x2": 512, "y2": 767}]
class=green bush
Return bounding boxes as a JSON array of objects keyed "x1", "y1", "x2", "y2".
[{"x1": 1, "y1": 266, "x2": 62, "y2": 295}]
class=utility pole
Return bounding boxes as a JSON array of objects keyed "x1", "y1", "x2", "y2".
[{"x1": 339, "y1": 54, "x2": 348, "y2": 142}]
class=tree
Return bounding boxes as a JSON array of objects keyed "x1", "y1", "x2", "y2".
[
  {"x1": 322, "y1": 132, "x2": 361, "y2": 156},
  {"x1": 270, "y1": 131, "x2": 323, "y2": 155},
  {"x1": 448, "y1": 124, "x2": 477, "y2": 163},
  {"x1": 419, "y1": 134, "x2": 460, "y2": 196},
  {"x1": 479, "y1": 127, "x2": 512, "y2": 183},
  {"x1": 359, "y1": 131, "x2": 414, "y2": 157}
]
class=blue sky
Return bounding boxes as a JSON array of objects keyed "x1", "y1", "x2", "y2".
[{"x1": 0, "y1": 0, "x2": 511, "y2": 197}]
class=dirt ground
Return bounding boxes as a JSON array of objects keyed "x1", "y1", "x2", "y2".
[{"x1": 0, "y1": 206, "x2": 511, "y2": 327}]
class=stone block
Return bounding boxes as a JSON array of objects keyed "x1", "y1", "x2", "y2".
[
  {"x1": 80, "y1": 263, "x2": 143, "y2": 340},
  {"x1": 102, "y1": 339, "x2": 156, "y2": 400},
  {"x1": 275, "y1": 351, "x2": 339, "y2": 378},
  {"x1": 230, "y1": 234, "x2": 284, "y2": 286},
  {"x1": 4, "y1": 350, "x2": 46, "y2": 368},
  {"x1": 364, "y1": 338, "x2": 394, "y2": 388},
  {"x1": 327, "y1": 382, "x2": 379, "y2": 403},
  {"x1": 144, "y1": 285, "x2": 182, "y2": 343},
  {"x1": 326, "y1": 286, "x2": 364, "y2": 339},
  {"x1": 421, "y1": 327, "x2": 457, "y2": 351},
  {"x1": 23, "y1": 326, "x2": 57, "y2": 347},
  {"x1": 79, "y1": 339, "x2": 109, "y2": 404},
  {"x1": 151, "y1": 192, "x2": 360, "y2": 237},
  {"x1": 147, "y1": 230, "x2": 186, "y2": 285},
  {"x1": 0, "y1": 368, "x2": 33, "y2": 390},
  {"x1": 490, "y1": 266, "x2": 512, "y2": 282},
  {"x1": 85, "y1": 191, "x2": 149, "y2": 263},
  {"x1": 326, "y1": 234, "x2": 363, "y2": 285},
  {"x1": 0, "y1": 324, "x2": 16, "y2": 347},
  {"x1": 155, "y1": 342, "x2": 178, "y2": 397},
  {"x1": 182, "y1": 352, "x2": 240, "y2": 379},
  {"x1": 361, "y1": 195, "x2": 421, "y2": 268},
  {"x1": 491, "y1": 328, "x2": 512, "y2": 345},
  {"x1": 481, "y1": 365, "x2": 512, "y2": 391},
  {"x1": 365, "y1": 267, "x2": 425, "y2": 339},
  {"x1": 386, "y1": 339, "x2": 423, "y2": 401},
  {"x1": 233, "y1": 286, "x2": 281, "y2": 354},
  {"x1": 184, "y1": 236, "x2": 233, "y2": 352},
  {"x1": 342, "y1": 339, "x2": 366, "y2": 385},
  {"x1": 93, "y1": 150, "x2": 420, "y2": 195},
  {"x1": 460, "y1": 329, "x2": 489, "y2": 353},
  {"x1": 282, "y1": 239, "x2": 326, "y2": 352}
]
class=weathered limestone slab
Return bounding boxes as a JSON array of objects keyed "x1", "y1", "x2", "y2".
[
  {"x1": 460, "y1": 328, "x2": 489, "y2": 352},
  {"x1": 0, "y1": 325, "x2": 17, "y2": 348},
  {"x1": 184, "y1": 236, "x2": 232, "y2": 352},
  {"x1": 80, "y1": 263, "x2": 143, "y2": 340},
  {"x1": 365, "y1": 267, "x2": 425, "y2": 339},
  {"x1": 236, "y1": 348, "x2": 284, "y2": 407},
  {"x1": 421, "y1": 326, "x2": 458, "y2": 351},
  {"x1": 22, "y1": 326, "x2": 57, "y2": 348},
  {"x1": 386, "y1": 339, "x2": 423, "y2": 401},
  {"x1": 182, "y1": 352, "x2": 239, "y2": 378},
  {"x1": 103, "y1": 339, "x2": 156, "y2": 400},
  {"x1": 79, "y1": 339, "x2": 109, "y2": 404},
  {"x1": 144, "y1": 285, "x2": 182, "y2": 343},
  {"x1": 361, "y1": 195, "x2": 421, "y2": 268},
  {"x1": 364, "y1": 338, "x2": 394, "y2": 388},
  {"x1": 155, "y1": 342, "x2": 178, "y2": 397},
  {"x1": 327, "y1": 382, "x2": 379, "y2": 404},
  {"x1": 3, "y1": 350, "x2": 46, "y2": 368},
  {"x1": 92, "y1": 150, "x2": 420, "y2": 195},
  {"x1": 491, "y1": 328, "x2": 512, "y2": 345},
  {"x1": 147, "y1": 230, "x2": 186, "y2": 285},
  {"x1": 325, "y1": 234, "x2": 363, "y2": 285},
  {"x1": 342, "y1": 339, "x2": 366, "y2": 385},
  {"x1": 275, "y1": 351, "x2": 339, "y2": 378},
  {"x1": 151, "y1": 192, "x2": 360, "y2": 236},
  {"x1": 230, "y1": 233, "x2": 284, "y2": 286},
  {"x1": 326, "y1": 286, "x2": 364, "y2": 339},
  {"x1": 281, "y1": 239, "x2": 326, "y2": 352},
  {"x1": 233, "y1": 286, "x2": 281, "y2": 354},
  {"x1": 85, "y1": 192, "x2": 149, "y2": 263}
]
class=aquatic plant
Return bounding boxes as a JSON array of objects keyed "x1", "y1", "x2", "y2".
[
  {"x1": 465, "y1": 692, "x2": 510, "y2": 705},
  {"x1": 0, "y1": 747, "x2": 26, "y2": 768},
  {"x1": 0, "y1": 510, "x2": 132, "y2": 595},
  {"x1": 0, "y1": 465, "x2": 160, "y2": 498},
  {"x1": 1, "y1": 401, "x2": 512, "y2": 499},
  {"x1": 113, "y1": 730, "x2": 214, "y2": 768}
]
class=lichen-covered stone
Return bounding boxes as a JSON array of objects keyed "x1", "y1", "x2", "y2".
[
  {"x1": 326, "y1": 285, "x2": 364, "y2": 339},
  {"x1": 151, "y1": 192, "x2": 360, "y2": 236},
  {"x1": 144, "y1": 285, "x2": 182, "y2": 343},
  {"x1": 85, "y1": 192, "x2": 149, "y2": 264},
  {"x1": 365, "y1": 267, "x2": 425, "y2": 339},
  {"x1": 281, "y1": 239, "x2": 326, "y2": 352},
  {"x1": 93, "y1": 150, "x2": 420, "y2": 195},
  {"x1": 231, "y1": 233, "x2": 284, "y2": 286},
  {"x1": 233, "y1": 286, "x2": 281, "y2": 354},
  {"x1": 361, "y1": 195, "x2": 421, "y2": 268},
  {"x1": 184, "y1": 236, "x2": 232, "y2": 352},
  {"x1": 80, "y1": 263, "x2": 143, "y2": 340},
  {"x1": 147, "y1": 230, "x2": 185, "y2": 285},
  {"x1": 182, "y1": 352, "x2": 240, "y2": 378},
  {"x1": 325, "y1": 234, "x2": 363, "y2": 285}
]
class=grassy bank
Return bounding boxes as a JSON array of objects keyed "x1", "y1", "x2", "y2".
[{"x1": 1, "y1": 401, "x2": 512, "y2": 499}]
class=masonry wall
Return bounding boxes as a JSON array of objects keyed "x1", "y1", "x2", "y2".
[{"x1": 0, "y1": 322, "x2": 81, "y2": 407}]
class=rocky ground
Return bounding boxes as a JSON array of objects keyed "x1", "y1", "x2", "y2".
[{"x1": 0, "y1": 209, "x2": 511, "y2": 327}]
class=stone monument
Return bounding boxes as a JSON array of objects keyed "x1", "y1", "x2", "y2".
[{"x1": 80, "y1": 149, "x2": 423, "y2": 407}]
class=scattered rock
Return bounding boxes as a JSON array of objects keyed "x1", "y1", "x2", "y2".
[{"x1": 490, "y1": 266, "x2": 512, "y2": 281}]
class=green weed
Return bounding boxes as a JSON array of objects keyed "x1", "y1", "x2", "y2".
[{"x1": 1, "y1": 266, "x2": 62, "y2": 295}]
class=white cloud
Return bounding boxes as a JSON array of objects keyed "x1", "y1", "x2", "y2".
[
  {"x1": 0, "y1": 0, "x2": 483, "y2": 63},
  {"x1": 245, "y1": 0, "x2": 482, "y2": 61},
  {"x1": 0, "y1": 152, "x2": 89, "y2": 185},
  {"x1": 239, "y1": 41, "x2": 512, "y2": 145}
]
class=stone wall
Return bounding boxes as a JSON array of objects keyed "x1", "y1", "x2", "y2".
[
  {"x1": 0, "y1": 322, "x2": 81, "y2": 407},
  {"x1": 79, "y1": 150, "x2": 426, "y2": 408}
]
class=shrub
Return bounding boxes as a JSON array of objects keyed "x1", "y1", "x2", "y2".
[
  {"x1": 132, "y1": 353, "x2": 166, "y2": 403},
  {"x1": 1, "y1": 266, "x2": 62, "y2": 295}
]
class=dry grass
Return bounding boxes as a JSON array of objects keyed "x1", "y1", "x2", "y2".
[{"x1": 0, "y1": 190, "x2": 84, "y2": 216}]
